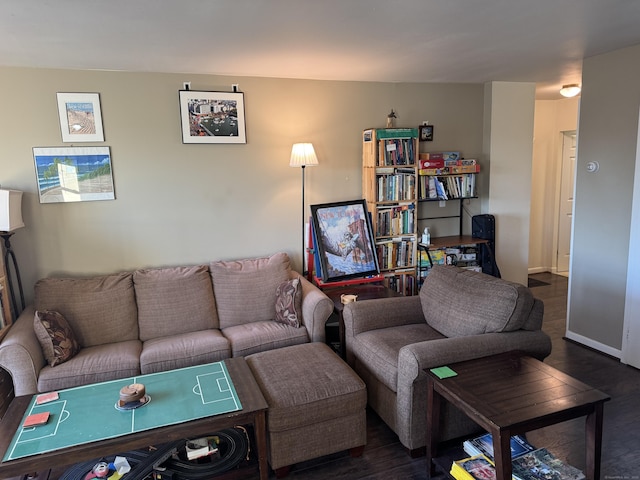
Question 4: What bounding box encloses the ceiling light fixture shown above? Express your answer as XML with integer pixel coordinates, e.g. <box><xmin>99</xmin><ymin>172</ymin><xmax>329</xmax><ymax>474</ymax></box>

<box><xmin>560</xmin><ymin>84</ymin><xmax>581</xmax><ymax>98</ymax></box>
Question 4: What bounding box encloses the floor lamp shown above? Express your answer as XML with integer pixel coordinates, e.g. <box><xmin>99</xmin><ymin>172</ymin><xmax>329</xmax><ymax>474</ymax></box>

<box><xmin>0</xmin><ymin>189</ymin><xmax>25</xmax><ymax>316</ymax></box>
<box><xmin>290</xmin><ymin>143</ymin><xmax>318</xmax><ymax>275</ymax></box>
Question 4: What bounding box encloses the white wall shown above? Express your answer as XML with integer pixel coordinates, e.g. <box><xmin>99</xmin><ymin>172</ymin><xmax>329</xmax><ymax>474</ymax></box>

<box><xmin>484</xmin><ymin>82</ymin><xmax>536</xmax><ymax>286</ymax></box>
<box><xmin>0</xmin><ymin>67</ymin><xmax>486</xmax><ymax>306</ymax></box>
<box><xmin>529</xmin><ymin>98</ymin><xmax>579</xmax><ymax>273</ymax></box>
<box><xmin>567</xmin><ymin>44</ymin><xmax>640</xmax><ymax>354</ymax></box>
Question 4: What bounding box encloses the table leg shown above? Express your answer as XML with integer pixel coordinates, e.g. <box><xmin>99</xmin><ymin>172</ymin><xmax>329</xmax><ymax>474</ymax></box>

<box><xmin>585</xmin><ymin>401</ymin><xmax>605</xmax><ymax>480</ymax></box>
<box><xmin>426</xmin><ymin>378</ymin><xmax>441</xmax><ymax>479</ymax></box>
<box><xmin>492</xmin><ymin>429</ymin><xmax>513</xmax><ymax>480</ymax></box>
<box><xmin>254</xmin><ymin>410</ymin><xmax>269</xmax><ymax>480</ymax></box>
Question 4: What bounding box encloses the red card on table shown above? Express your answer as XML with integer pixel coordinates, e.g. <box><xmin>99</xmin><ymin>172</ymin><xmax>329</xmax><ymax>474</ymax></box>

<box><xmin>23</xmin><ymin>412</ymin><xmax>50</xmax><ymax>427</ymax></box>
<box><xmin>36</xmin><ymin>392</ymin><xmax>59</xmax><ymax>405</ymax></box>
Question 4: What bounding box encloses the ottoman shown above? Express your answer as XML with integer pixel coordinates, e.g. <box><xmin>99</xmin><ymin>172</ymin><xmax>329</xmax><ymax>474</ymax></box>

<box><xmin>246</xmin><ymin>342</ymin><xmax>367</xmax><ymax>478</ymax></box>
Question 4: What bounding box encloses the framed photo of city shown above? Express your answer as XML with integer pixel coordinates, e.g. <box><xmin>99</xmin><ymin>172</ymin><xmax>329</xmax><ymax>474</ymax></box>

<box><xmin>310</xmin><ymin>199</ymin><xmax>380</xmax><ymax>283</ymax></box>
<box><xmin>56</xmin><ymin>93</ymin><xmax>104</xmax><ymax>142</ymax></box>
<box><xmin>179</xmin><ymin>90</ymin><xmax>246</xmax><ymax>144</ymax></box>
<box><xmin>33</xmin><ymin>146</ymin><xmax>115</xmax><ymax>204</ymax></box>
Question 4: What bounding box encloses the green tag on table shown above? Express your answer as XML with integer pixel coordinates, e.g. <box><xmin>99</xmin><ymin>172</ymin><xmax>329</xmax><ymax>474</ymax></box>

<box><xmin>430</xmin><ymin>366</ymin><xmax>458</xmax><ymax>379</ymax></box>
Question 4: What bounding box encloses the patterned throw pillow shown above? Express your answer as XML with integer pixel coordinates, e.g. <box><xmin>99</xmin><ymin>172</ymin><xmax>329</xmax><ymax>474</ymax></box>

<box><xmin>274</xmin><ymin>278</ymin><xmax>302</xmax><ymax>328</ymax></box>
<box><xmin>34</xmin><ymin>310</ymin><xmax>81</xmax><ymax>367</ymax></box>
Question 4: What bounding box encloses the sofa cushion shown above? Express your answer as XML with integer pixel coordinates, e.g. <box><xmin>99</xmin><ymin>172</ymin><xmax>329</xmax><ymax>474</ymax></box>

<box><xmin>274</xmin><ymin>278</ymin><xmax>302</xmax><ymax>328</ymax></box>
<box><xmin>37</xmin><ymin>340</ymin><xmax>142</xmax><ymax>392</ymax></box>
<box><xmin>35</xmin><ymin>273</ymin><xmax>138</xmax><ymax>347</ymax></box>
<box><xmin>210</xmin><ymin>252</ymin><xmax>291</xmax><ymax>329</ymax></box>
<box><xmin>420</xmin><ymin>266</ymin><xmax>534</xmax><ymax>337</ymax></box>
<box><xmin>134</xmin><ymin>265</ymin><xmax>219</xmax><ymax>342</ymax></box>
<box><xmin>140</xmin><ymin>330</ymin><xmax>230</xmax><ymax>374</ymax></box>
<box><xmin>33</xmin><ymin>310</ymin><xmax>81</xmax><ymax>367</ymax></box>
<box><xmin>222</xmin><ymin>320</ymin><xmax>309</xmax><ymax>357</ymax></box>
<box><xmin>352</xmin><ymin>323</ymin><xmax>445</xmax><ymax>392</ymax></box>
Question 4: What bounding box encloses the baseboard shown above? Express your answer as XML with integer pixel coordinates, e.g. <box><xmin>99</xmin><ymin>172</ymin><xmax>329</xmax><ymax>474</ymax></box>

<box><xmin>564</xmin><ymin>330</ymin><xmax>622</xmax><ymax>359</ymax></box>
<box><xmin>527</xmin><ymin>267</ymin><xmax>549</xmax><ymax>274</ymax></box>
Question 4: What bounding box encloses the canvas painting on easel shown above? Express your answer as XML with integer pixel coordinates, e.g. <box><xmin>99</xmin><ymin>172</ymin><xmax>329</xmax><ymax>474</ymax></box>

<box><xmin>310</xmin><ymin>199</ymin><xmax>379</xmax><ymax>282</ymax></box>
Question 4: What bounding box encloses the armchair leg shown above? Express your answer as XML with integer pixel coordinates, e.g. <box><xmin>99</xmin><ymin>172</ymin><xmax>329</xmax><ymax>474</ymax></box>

<box><xmin>409</xmin><ymin>446</ymin><xmax>426</xmax><ymax>458</ymax></box>
<box><xmin>350</xmin><ymin>445</ymin><xmax>365</xmax><ymax>457</ymax></box>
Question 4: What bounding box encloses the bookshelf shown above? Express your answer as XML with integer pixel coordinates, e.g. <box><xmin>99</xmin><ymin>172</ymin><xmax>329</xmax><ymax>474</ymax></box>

<box><xmin>416</xmin><ymin>157</ymin><xmax>489</xmax><ymax>285</ymax></box>
<box><xmin>362</xmin><ymin>128</ymin><xmax>419</xmax><ymax>295</ymax></box>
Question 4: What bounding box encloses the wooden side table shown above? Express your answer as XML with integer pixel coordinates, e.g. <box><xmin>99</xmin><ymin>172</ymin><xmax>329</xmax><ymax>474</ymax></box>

<box><xmin>425</xmin><ymin>351</ymin><xmax>610</xmax><ymax>480</ymax></box>
<box><xmin>321</xmin><ymin>284</ymin><xmax>401</xmax><ymax>358</ymax></box>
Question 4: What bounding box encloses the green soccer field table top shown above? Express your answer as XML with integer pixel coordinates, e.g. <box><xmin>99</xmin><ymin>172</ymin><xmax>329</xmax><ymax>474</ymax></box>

<box><xmin>3</xmin><ymin>361</ymin><xmax>242</xmax><ymax>462</ymax></box>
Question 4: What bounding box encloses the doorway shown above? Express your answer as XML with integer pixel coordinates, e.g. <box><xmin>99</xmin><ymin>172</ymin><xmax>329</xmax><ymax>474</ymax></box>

<box><xmin>556</xmin><ymin>131</ymin><xmax>576</xmax><ymax>276</ymax></box>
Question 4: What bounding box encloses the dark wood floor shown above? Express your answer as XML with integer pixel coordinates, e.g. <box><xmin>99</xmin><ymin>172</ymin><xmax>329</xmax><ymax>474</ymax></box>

<box><xmin>6</xmin><ymin>273</ymin><xmax>639</xmax><ymax>479</ymax></box>
<box><xmin>283</xmin><ymin>272</ymin><xmax>640</xmax><ymax>480</ymax></box>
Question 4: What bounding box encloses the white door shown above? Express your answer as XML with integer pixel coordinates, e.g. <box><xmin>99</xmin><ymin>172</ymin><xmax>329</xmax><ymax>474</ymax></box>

<box><xmin>556</xmin><ymin>132</ymin><xmax>576</xmax><ymax>274</ymax></box>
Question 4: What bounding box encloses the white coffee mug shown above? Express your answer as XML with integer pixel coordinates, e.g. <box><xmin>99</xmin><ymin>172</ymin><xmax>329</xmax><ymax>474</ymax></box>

<box><xmin>341</xmin><ymin>294</ymin><xmax>358</xmax><ymax>304</ymax></box>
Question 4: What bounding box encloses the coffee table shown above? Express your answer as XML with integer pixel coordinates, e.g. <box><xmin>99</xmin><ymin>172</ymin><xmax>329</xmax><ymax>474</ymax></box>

<box><xmin>425</xmin><ymin>351</ymin><xmax>610</xmax><ymax>480</ymax></box>
<box><xmin>0</xmin><ymin>357</ymin><xmax>269</xmax><ymax>480</ymax></box>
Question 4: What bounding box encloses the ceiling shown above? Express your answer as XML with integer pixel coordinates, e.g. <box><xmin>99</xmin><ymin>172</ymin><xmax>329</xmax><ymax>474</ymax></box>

<box><xmin>2</xmin><ymin>0</ymin><xmax>640</xmax><ymax>100</ymax></box>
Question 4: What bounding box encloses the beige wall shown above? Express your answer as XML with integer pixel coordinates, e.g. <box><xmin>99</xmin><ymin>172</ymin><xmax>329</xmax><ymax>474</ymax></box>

<box><xmin>567</xmin><ymin>44</ymin><xmax>640</xmax><ymax>354</ymax></box>
<box><xmin>484</xmin><ymin>82</ymin><xmax>536</xmax><ymax>286</ymax></box>
<box><xmin>0</xmin><ymin>67</ymin><xmax>485</xmax><ymax>305</ymax></box>
<box><xmin>530</xmin><ymin>97</ymin><xmax>579</xmax><ymax>273</ymax></box>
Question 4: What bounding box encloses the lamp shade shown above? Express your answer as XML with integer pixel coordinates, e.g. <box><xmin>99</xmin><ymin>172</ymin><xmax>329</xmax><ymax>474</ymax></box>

<box><xmin>560</xmin><ymin>84</ymin><xmax>581</xmax><ymax>98</ymax></box>
<box><xmin>289</xmin><ymin>143</ymin><xmax>319</xmax><ymax>168</ymax></box>
<box><xmin>0</xmin><ymin>189</ymin><xmax>24</xmax><ymax>232</ymax></box>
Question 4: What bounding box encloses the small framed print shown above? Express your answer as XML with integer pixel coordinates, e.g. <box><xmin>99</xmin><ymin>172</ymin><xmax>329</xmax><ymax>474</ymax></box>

<box><xmin>33</xmin><ymin>146</ymin><xmax>115</xmax><ymax>203</ymax></box>
<box><xmin>419</xmin><ymin>124</ymin><xmax>434</xmax><ymax>142</ymax></box>
<box><xmin>179</xmin><ymin>90</ymin><xmax>247</xmax><ymax>144</ymax></box>
<box><xmin>56</xmin><ymin>93</ymin><xmax>104</xmax><ymax>142</ymax></box>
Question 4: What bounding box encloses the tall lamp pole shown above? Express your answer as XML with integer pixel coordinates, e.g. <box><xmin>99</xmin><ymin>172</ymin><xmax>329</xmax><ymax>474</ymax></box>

<box><xmin>289</xmin><ymin>143</ymin><xmax>318</xmax><ymax>275</ymax></box>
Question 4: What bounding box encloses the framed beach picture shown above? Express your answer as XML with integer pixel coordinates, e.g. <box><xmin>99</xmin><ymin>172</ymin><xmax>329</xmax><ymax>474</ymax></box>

<box><xmin>56</xmin><ymin>93</ymin><xmax>104</xmax><ymax>142</ymax></box>
<box><xmin>179</xmin><ymin>90</ymin><xmax>247</xmax><ymax>144</ymax></box>
<box><xmin>310</xmin><ymin>199</ymin><xmax>380</xmax><ymax>283</ymax></box>
<box><xmin>32</xmin><ymin>146</ymin><xmax>115</xmax><ymax>204</ymax></box>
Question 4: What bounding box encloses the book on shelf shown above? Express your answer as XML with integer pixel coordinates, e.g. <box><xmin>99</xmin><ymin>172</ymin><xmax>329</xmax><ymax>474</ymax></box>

<box><xmin>459</xmin><ymin>433</ymin><xmax>585</xmax><ymax>480</ymax></box>
<box><xmin>450</xmin><ymin>454</ymin><xmax>498</xmax><ymax>480</ymax></box>
<box><xmin>463</xmin><ymin>433</ymin><xmax>536</xmax><ymax>462</ymax></box>
<box><xmin>511</xmin><ymin>448</ymin><xmax>585</xmax><ymax>480</ymax></box>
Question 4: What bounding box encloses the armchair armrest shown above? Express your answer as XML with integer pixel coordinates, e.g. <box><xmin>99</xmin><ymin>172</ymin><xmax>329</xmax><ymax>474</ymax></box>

<box><xmin>289</xmin><ymin>272</ymin><xmax>333</xmax><ymax>343</ymax></box>
<box><xmin>343</xmin><ymin>295</ymin><xmax>424</xmax><ymax>365</ymax></box>
<box><xmin>343</xmin><ymin>295</ymin><xmax>424</xmax><ymax>337</ymax></box>
<box><xmin>0</xmin><ymin>306</ymin><xmax>45</xmax><ymax>396</ymax></box>
<box><xmin>394</xmin><ymin>330</ymin><xmax>552</xmax><ymax>449</ymax></box>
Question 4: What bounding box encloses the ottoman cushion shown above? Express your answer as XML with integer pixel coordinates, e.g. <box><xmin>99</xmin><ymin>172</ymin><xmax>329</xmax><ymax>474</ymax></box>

<box><xmin>246</xmin><ymin>342</ymin><xmax>366</xmax><ymax>432</ymax></box>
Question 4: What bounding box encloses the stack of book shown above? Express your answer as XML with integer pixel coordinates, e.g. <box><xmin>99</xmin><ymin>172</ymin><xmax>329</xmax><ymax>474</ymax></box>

<box><xmin>450</xmin><ymin>432</ymin><xmax>585</xmax><ymax>480</ymax></box>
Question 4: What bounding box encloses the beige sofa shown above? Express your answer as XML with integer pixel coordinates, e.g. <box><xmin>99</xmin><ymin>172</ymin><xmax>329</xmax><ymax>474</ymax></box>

<box><xmin>0</xmin><ymin>252</ymin><xmax>334</xmax><ymax>396</ymax></box>
<box><xmin>343</xmin><ymin>265</ymin><xmax>552</xmax><ymax>453</ymax></box>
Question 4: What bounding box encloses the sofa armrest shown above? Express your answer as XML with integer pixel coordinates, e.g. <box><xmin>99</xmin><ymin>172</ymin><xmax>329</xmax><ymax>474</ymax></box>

<box><xmin>0</xmin><ymin>306</ymin><xmax>45</xmax><ymax>396</ymax></box>
<box><xmin>290</xmin><ymin>272</ymin><xmax>333</xmax><ymax>343</ymax></box>
<box><xmin>394</xmin><ymin>330</ymin><xmax>552</xmax><ymax>448</ymax></box>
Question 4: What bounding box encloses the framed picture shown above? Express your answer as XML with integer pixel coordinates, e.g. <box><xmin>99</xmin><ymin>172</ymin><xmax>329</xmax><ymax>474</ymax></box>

<box><xmin>179</xmin><ymin>90</ymin><xmax>246</xmax><ymax>144</ymax></box>
<box><xmin>56</xmin><ymin>93</ymin><xmax>104</xmax><ymax>142</ymax></box>
<box><xmin>310</xmin><ymin>199</ymin><xmax>380</xmax><ymax>282</ymax></box>
<box><xmin>33</xmin><ymin>146</ymin><xmax>115</xmax><ymax>203</ymax></box>
<box><xmin>419</xmin><ymin>124</ymin><xmax>434</xmax><ymax>141</ymax></box>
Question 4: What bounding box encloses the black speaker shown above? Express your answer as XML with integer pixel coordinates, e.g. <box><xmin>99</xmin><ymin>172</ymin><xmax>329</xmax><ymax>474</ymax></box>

<box><xmin>472</xmin><ymin>214</ymin><xmax>500</xmax><ymax>278</ymax></box>
<box><xmin>472</xmin><ymin>214</ymin><xmax>495</xmax><ymax>241</ymax></box>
